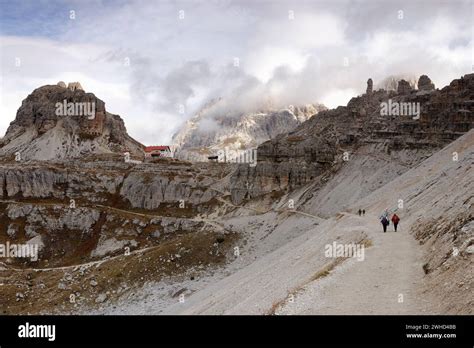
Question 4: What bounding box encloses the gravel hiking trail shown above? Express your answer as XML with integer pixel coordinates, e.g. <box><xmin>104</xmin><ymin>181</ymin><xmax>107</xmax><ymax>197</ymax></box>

<box><xmin>277</xmin><ymin>214</ymin><xmax>430</xmax><ymax>314</ymax></box>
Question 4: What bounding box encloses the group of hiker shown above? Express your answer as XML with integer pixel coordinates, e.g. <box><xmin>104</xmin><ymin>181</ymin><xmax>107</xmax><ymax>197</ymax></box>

<box><xmin>357</xmin><ymin>208</ymin><xmax>401</xmax><ymax>233</ymax></box>
<box><xmin>379</xmin><ymin>209</ymin><xmax>400</xmax><ymax>233</ymax></box>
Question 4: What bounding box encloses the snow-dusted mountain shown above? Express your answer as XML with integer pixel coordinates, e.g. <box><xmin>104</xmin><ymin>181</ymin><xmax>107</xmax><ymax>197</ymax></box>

<box><xmin>172</xmin><ymin>102</ymin><xmax>326</xmax><ymax>161</ymax></box>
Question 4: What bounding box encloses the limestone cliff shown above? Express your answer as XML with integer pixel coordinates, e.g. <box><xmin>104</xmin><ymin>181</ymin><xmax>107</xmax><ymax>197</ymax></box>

<box><xmin>0</xmin><ymin>82</ymin><xmax>144</xmax><ymax>161</ymax></box>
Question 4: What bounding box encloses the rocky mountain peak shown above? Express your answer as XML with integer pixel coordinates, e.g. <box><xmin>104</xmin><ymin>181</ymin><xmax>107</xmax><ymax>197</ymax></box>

<box><xmin>172</xmin><ymin>102</ymin><xmax>326</xmax><ymax>161</ymax></box>
<box><xmin>418</xmin><ymin>75</ymin><xmax>435</xmax><ymax>91</ymax></box>
<box><xmin>0</xmin><ymin>83</ymin><xmax>144</xmax><ymax>161</ymax></box>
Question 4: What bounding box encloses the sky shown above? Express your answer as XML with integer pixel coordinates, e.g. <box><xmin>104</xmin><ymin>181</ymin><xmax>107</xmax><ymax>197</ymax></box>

<box><xmin>0</xmin><ymin>0</ymin><xmax>473</xmax><ymax>145</ymax></box>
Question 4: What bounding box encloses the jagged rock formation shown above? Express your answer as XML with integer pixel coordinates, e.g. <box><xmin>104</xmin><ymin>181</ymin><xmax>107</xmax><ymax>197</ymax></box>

<box><xmin>397</xmin><ymin>79</ymin><xmax>413</xmax><ymax>94</ymax></box>
<box><xmin>0</xmin><ymin>83</ymin><xmax>144</xmax><ymax>161</ymax></box>
<box><xmin>366</xmin><ymin>78</ymin><xmax>373</xmax><ymax>95</ymax></box>
<box><xmin>230</xmin><ymin>74</ymin><xmax>474</xmax><ymax>205</ymax></box>
<box><xmin>67</xmin><ymin>82</ymin><xmax>84</xmax><ymax>91</ymax></box>
<box><xmin>172</xmin><ymin>102</ymin><xmax>326</xmax><ymax>161</ymax></box>
<box><xmin>418</xmin><ymin>75</ymin><xmax>435</xmax><ymax>91</ymax></box>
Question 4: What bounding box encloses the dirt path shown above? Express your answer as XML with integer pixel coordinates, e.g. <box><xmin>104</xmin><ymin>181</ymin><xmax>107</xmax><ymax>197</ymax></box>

<box><xmin>277</xmin><ymin>214</ymin><xmax>430</xmax><ymax>314</ymax></box>
<box><xmin>214</xmin><ymin>194</ymin><xmax>324</xmax><ymax>221</ymax></box>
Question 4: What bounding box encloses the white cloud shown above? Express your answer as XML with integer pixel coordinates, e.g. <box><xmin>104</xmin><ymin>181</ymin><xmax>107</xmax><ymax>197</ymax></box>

<box><xmin>0</xmin><ymin>0</ymin><xmax>472</xmax><ymax>144</ymax></box>
<box><xmin>320</xmin><ymin>89</ymin><xmax>357</xmax><ymax>109</ymax></box>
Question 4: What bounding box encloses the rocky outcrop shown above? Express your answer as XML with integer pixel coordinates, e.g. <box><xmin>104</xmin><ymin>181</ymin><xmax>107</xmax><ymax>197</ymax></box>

<box><xmin>397</xmin><ymin>79</ymin><xmax>413</xmax><ymax>94</ymax></box>
<box><xmin>172</xmin><ymin>102</ymin><xmax>326</xmax><ymax>161</ymax></box>
<box><xmin>6</xmin><ymin>204</ymin><xmax>101</xmax><ymax>236</ymax></box>
<box><xmin>366</xmin><ymin>78</ymin><xmax>373</xmax><ymax>95</ymax></box>
<box><xmin>0</xmin><ymin>159</ymin><xmax>222</xmax><ymax>209</ymax></box>
<box><xmin>0</xmin><ymin>83</ymin><xmax>144</xmax><ymax>161</ymax></box>
<box><xmin>119</xmin><ymin>171</ymin><xmax>217</xmax><ymax>209</ymax></box>
<box><xmin>418</xmin><ymin>75</ymin><xmax>435</xmax><ymax>91</ymax></box>
<box><xmin>67</xmin><ymin>82</ymin><xmax>83</xmax><ymax>91</ymax></box>
<box><xmin>230</xmin><ymin>74</ymin><xmax>474</xmax><ymax>204</ymax></box>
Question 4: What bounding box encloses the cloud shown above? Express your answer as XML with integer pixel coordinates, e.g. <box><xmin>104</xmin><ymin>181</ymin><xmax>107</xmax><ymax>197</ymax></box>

<box><xmin>0</xmin><ymin>0</ymin><xmax>472</xmax><ymax>145</ymax></box>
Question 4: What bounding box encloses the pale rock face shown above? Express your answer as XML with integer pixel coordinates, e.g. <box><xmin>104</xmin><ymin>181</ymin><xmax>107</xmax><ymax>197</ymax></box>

<box><xmin>7</xmin><ymin>204</ymin><xmax>34</xmax><ymax>219</ymax></box>
<box><xmin>26</xmin><ymin>235</ymin><xmax>45</xmax><ymax>252</ymax></box>
<box><xmin>0</xmin><ymin>161</ymin><xmax>222</xmax><ymax>211</ymax></box>
<box><xmin>67</xmin><ymin>82</ymin><xmax>83</xmax><ymax>91</ymax></box>
<box><xmin>119</xmin><ymin>171</ymin><xmax>217</xmax><ymax>209</ymax></box>
<box><xmin>91</xmin><ymin>237</ymin><xmax>136</xmax><ymax>258</ymax></box>
<box><xmin>6</xmin><ymin>204</ymin><xmax>101</xmax><ymax>236</ymax></box>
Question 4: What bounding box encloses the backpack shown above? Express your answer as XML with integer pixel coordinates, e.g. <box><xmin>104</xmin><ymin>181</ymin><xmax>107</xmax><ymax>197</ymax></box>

<box><xmin>381</xmin><ymin>217</ymin><xmax>389</xmax><ymax>225</ymax></box>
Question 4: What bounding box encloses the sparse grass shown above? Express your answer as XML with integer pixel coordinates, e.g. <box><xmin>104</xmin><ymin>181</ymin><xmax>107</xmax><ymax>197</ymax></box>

<box><xmin>286</xmin><ymin>135</ymin><xmax>305</xmax><ymax>142</ymax></box>
<box><xmin>362</xmin><ymin>239</ymin><xmax>373</xmax><ymax>248</ymax></box>
<box><xmin>267</xmin><ymin>237</ymin><xmax>373</xmax><ymax>315</ymax></box>
<box><xmin>309</xmin><ymin>259</ymin><xmax>342</xmax><ymax>282</ymax></box>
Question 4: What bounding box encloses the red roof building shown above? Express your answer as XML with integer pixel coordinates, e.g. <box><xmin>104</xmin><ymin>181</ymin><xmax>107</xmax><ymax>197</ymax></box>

<box><xmin>144</xmin><ymin>146</ymin><xmax>172</xmax><ymax>158</ymax></box>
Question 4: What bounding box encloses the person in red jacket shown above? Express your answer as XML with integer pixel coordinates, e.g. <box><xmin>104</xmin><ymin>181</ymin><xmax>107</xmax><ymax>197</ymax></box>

<box><xmin>391</xmin><ymin>213</ymin><xmax>400</xmax><ymax>232</ymax></box>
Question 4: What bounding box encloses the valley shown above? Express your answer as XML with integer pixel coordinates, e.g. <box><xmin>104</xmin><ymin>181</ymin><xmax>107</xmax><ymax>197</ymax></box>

<box><xmin>0</xmin><ymin>74</ymin><xmax>472</xmax><ymax>315</ymax></box>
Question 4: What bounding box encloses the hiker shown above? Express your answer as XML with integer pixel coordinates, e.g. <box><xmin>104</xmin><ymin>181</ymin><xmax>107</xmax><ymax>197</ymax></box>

<box><xmin>358</xmin><ymin>209</ymin><xmax>362</xmax><ymax>216</ymax></box>
<box><xmin>362</xmin><ymin>209</ymin><xmax>365</xmax><ymax>216</ymax></box>
<box><xmin>391</xmin><ymin>213</ymin><xmax>400</xmax><ymax>232</ymax></box>
<box><xmin>381</xmin><ymin>216</ymin><xmax>389</xmax><ymax>233</ymax></box>
<box><xmin>380</xmin><ymin>209</ymin><xmax>390</xmax><ymax>233</ymax></box>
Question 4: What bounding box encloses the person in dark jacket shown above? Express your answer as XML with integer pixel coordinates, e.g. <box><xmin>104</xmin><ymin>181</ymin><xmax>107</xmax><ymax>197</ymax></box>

<box><xmin>362</xmin><ymin>209</ymin><xmax>365</xmax><ymax>216</ymax></box>
<box><xmin>358</xmin><ymin>209</ymin><xmax>362</xmax><ymax>216</ymax></box>
<box><xmin>380</xmin><ymin>209</ymin><xmax>390</xmax><ymax>233</ymax></box>
<box><xmin>381</xmin><ymin>216</ymin><xmax>389</xmax><ymax>232</ymax></box>
<box><xmin>391</xmin><ymin>213</ymin><xmax>400</xmax><ymax>232</ymax></box>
